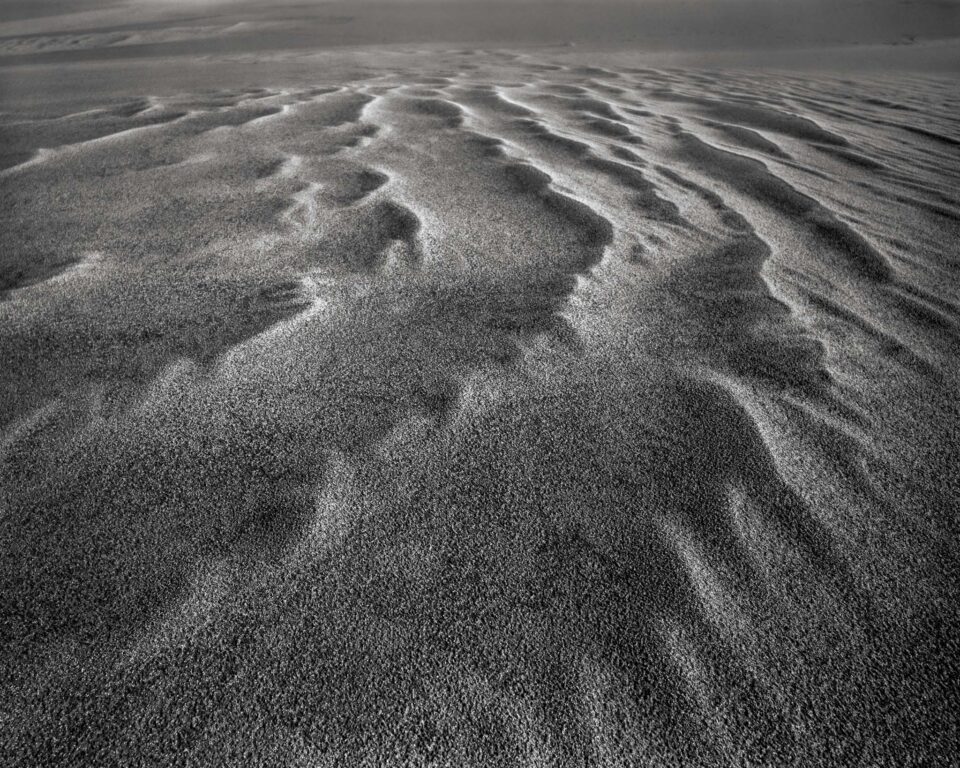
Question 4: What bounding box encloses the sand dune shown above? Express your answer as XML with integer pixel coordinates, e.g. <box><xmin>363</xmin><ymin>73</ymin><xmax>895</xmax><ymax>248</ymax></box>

<box><xmin>1</xmin><ymin>46</ymin><xmax>958</xmax><ymax>766</ymax></box>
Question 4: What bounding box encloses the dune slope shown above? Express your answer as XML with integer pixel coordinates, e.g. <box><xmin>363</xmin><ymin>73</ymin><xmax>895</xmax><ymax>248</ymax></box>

<box><xmin>1</xmin><ymin>49</ymin><xmax>958</xmax><ymax>766</ymax></box>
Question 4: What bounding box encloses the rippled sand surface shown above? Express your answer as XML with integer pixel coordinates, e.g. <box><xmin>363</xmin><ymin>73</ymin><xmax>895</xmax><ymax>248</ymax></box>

<box><xmin>2</xmin><ymin>48</ymin><xmax>959</xmax><ymax>766</ymax></box>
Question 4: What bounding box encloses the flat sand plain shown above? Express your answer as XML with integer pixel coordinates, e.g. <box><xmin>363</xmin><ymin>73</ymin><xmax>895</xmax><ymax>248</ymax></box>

<box><xmin>1</xmin><ymin>45</ymin><xmax>959</xmax><ymax>766</ymax></box>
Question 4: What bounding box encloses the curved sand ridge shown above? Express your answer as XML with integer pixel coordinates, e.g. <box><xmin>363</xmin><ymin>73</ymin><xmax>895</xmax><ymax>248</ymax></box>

<box><xmin>1</xmin><ymin>52</ymin><xmax>958</xmax><ymax>766</ymax></box>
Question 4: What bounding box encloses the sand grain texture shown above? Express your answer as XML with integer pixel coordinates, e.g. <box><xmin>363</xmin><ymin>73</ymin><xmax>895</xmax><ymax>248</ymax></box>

<box><xmin>1</xmin><ymin>47</ymin><xmax>958</xmax><ymax>767</ymax></box>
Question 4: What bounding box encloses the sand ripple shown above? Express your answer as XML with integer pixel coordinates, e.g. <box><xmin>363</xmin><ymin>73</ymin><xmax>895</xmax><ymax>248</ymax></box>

<box><xmin>1</xmin><ymin>50</ymin><xmax>958</xmax><ymax>766</ymax></box>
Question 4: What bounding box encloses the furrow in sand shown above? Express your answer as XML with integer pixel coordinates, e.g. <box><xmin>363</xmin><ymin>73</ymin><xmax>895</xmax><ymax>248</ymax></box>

<box><xmin>0</xmin><ymin>110</ymin><xmax>191</xmax><ymax>175</ymax></box>
<box><xmin>460</xmin><ymin>105</ymin><xmax>684</xmax><ymax>237</ymax></box>
<box><xmin>670</xmin><ymin>129</ymin><xmax>893</xmax><ymax>283</ymax></box>
<box><xmin>358</xmin><ymin>92</ymin><xmax>616</xmax><ymax>304</ymax></box>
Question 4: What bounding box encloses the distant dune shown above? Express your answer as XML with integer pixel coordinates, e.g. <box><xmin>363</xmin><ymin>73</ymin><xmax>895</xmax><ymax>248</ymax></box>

<box><xmin>1</xmin><ymin>34</ymin><xmax>958</xmax><ymax>768</ymax></box>
<box><xmin>2</xmin><ymin>0</ymin><xmax>960</xmax><ymax>64</ymax></box>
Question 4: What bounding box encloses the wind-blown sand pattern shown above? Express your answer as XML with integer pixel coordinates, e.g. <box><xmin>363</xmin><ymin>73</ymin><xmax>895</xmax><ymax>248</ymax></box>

<box><xmin>1</xmin><ymin>46</ymin><xmax>959</xmax><ymax>767</ymax></box>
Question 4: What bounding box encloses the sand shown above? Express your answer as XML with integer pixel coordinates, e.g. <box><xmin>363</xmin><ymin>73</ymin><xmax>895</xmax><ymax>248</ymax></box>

<box><xmin>1</xmin><ymin>36</ymin><xmax>959</xmax><ymax>768</ymax></box>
